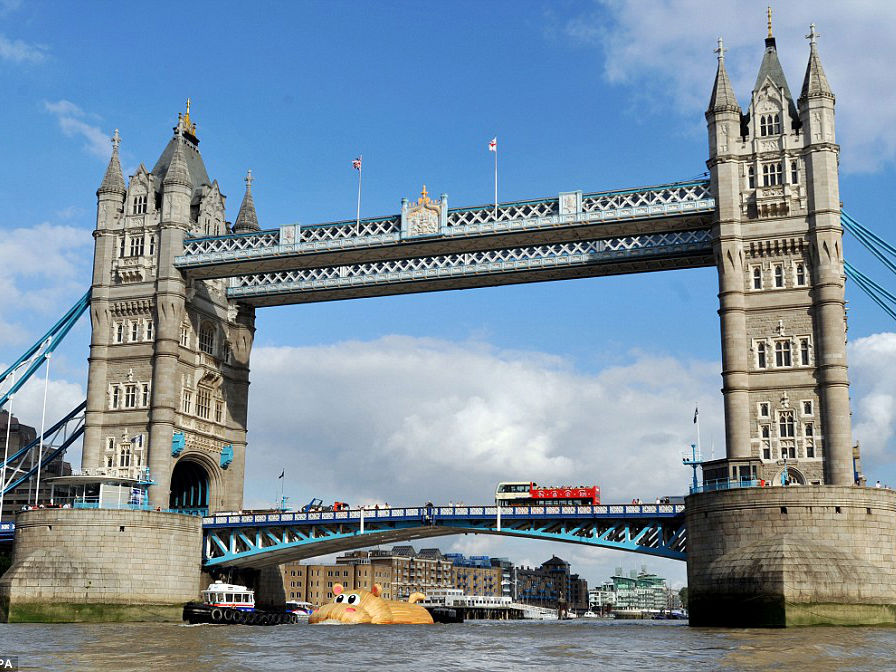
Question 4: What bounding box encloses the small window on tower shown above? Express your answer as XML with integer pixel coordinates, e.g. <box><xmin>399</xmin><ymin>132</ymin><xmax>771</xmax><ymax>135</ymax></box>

<box><xmin>795</xmin><ymin>262</ymin><xmax>807</xmax><ymax>286</ymax></box>
<box><xmin>145</xmin><ymin>319</ymin><xmax>153</xmax><ymax>341</ymax></box>
<box><xmin>775</xmin><ymin>340</ymin><xmax>792</xmax><ymax>367</ymax></box>
<box><xmin>130</xmin><ymin>321</ymin><xmax>139</xmax><ymax>342</ymax></box>
<box><xmin>130</xmin><ymin>236</ymin><xmax>145</xmax><ymax>257</ymax></box>
<box><xmin>772</xmin><ymin>113</ymin><xmax>781</xmax><ymax>134</ymax></box>
<box><xmin>752</xmin><ymin>266</ymin><xmax>762</xmax><ymax>290</ymax></box>
<box><xmin>774</xmin><ymin>264</ymin><xmax>784</xmax><ymax>288</ymax></box>
<box><xmin>748</xmin><ymin>166</ymin><xmax>756</xmax><ymax>189</ymax></box>
<box><xmin>199</xmin><ymin>324</ymin><xmax>215</xmax><ymax>356</ymax></box>
<box><xmin>115</xmin><ymin>322</ymin><xmax>124</xmax><ymax>344</ymax></box>
<box><xmin>119</xmin><ymin>236</ymin><xmax>126</xmax><ymax>258</ymax></box>
<box><xmin>133</xmin><ymin>195</ymin><xmax>147</xmax><ymax>215</ymax></box>
<box><xmin>800</xmin><ymin>338</ymin><xmax>811</xmax><ymax>366</ymax></box>
<box><xmin>148</xmin><ymin>236</ymin><xmax>155</xmax><ymax>256</ymax></box>
<box><xmin>759</xmin><ymin>402</ymin><xmax>770</xmax><ymax>418</ymax></box>
<box><xmin>756</xmin><ymin>341</ymin><xmax>767</xmax><ymax>369</ymax></box>
<box><xmin>791</xmin><ymin>160</ymin><xmax>799</xmax><ymax>184</ymax></box>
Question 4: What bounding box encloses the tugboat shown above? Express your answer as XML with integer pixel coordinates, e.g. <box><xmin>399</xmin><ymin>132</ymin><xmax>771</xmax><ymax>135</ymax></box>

<box><xmin>183</xmin><ymin>580</ymin><xmax>304</xmax><ymax>625</ymax></box>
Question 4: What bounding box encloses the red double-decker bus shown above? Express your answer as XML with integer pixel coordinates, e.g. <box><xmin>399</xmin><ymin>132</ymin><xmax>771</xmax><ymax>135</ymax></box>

<box><xmin>495</xmin><ymin>481</ymin><xmax>600</xmax><ymax>506</ymax></box>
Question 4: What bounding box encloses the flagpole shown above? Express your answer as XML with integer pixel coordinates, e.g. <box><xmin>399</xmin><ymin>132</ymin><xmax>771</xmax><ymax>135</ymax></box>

<box><xmin>493</xmin><ymin>143</ymin><xmax>498</xmax><ymax>220</ymax></box>
<box><xmin>356</xmin><ymin>155</ymin><xmax>362</xmax><ymax>233</ymax></box>
<box><xmin>695</xmin><ymin>403</ymin><xmax>702</xmax><ymax>461</ymax></box>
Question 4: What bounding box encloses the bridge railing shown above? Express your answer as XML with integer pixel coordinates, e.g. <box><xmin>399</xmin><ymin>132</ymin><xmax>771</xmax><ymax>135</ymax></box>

<box><xmin>202</xmin><ymin>503</ymin><xmax>686</xmax><ymax>528</ymax></box>
<box><xmin>690</xmin><ymin>478</ymin><xmax>763</xmax><ymax>494</ymax></box>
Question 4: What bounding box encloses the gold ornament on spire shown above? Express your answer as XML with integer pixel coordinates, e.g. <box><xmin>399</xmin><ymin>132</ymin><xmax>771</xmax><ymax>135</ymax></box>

<box><xmin>767</xmin><ymin>6</ymin><xmax>773</xmax><ymax>38</ymax></box>
<box><xmin>178</xmin><ymin>98</ymin><xmax>197</xmax><ymax>138</ymax></box>
<box><xmin>418</xmin><ymin>184</ymin><xmax>430</xmax><ymax>205</ymax></box>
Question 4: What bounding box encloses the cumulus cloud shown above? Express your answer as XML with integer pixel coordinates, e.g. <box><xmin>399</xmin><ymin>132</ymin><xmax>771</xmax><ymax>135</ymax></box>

<box><xmin>0</xmin><ymin>33</ymin><xmax>47</xmax><ymax>64</ymax></box>
<box><xmin>0</xmin><ymin>222</ymin><xmax>93</xmax><ymax>344</ymax></box>
<box><xmin>44</xmin><ymin>100</ymin><xmax>110</xmax><ymax>160</ymax></box>
<box><xmin>560</xmin><ymin>0</ymin><xmax>896</xmax><ymax>172</ymax></box>
<box><xmin>849</xmin><ymin>332</ymin><xmax>896</xmax><ymax>464</ymax></box>
<box><xmin>244</xmin><ymin>337</ymin><xmax>722</xmax><ymax>508</ymax></box>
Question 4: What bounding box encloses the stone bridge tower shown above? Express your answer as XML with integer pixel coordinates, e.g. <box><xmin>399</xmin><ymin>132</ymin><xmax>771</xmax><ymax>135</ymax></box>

<box><xmin>83</xmin><ymin>104</ymin><xmax>257</xmax><ymax>511</ymax></box>
<box><xmin>705</xmin><ymin>22</ymin><xmax>852</xmax><ymax>487</ymax></box>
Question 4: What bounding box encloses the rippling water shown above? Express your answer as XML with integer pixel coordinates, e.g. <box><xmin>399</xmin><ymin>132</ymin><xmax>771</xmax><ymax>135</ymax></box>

<box><xmin>1</xmin><ymin>620</ymin><xmax>894</xmax><ymax>671</ymax></box>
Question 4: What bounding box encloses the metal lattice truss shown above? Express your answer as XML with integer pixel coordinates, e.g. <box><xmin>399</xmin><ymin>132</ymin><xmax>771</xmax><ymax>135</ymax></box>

<box><xmin>227</xmin><ymin>230</ymin><xmax>712</xmax><ymax>304</ymax></box>
<box><xmin>174</xmin><ymin>181</ymin><xmax>714</xmax><ymax>277</ymax></box>
<box><xmin>202</xmin><ymin>504</ymin><xmax>687</xmax><ymax>568</ymax></box>
<box><xmin>0</xmin><ymin>401</ymin><xmax>86</xmax><ymax>495</ymax></box>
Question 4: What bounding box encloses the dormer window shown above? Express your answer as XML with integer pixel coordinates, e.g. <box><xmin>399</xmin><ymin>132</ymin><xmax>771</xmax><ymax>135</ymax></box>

<box><xmin>762</xmin><ymin>162</ymin><xmax>782</xmax><ymax>186</ymax></box>
<box><xmin>133</xmin><ymin>195</ymin><xmax>147</xmax><ymax>215</ymax></box>
<box><xmin>759</xmin><ymin>113</ymin><xmax>781</xmax><ymax>136</ymax></box>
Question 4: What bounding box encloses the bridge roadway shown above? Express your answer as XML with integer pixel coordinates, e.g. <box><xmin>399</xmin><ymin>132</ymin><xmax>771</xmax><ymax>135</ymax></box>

<box><xmin>174</xmin><ymin>180</ymin><xmax>715</xmax><ymax>306</ymax></box>
<box><xmin>202</xmin><ymin>502</ymin><xmax>687</xmax><ymax>568</ymax></box>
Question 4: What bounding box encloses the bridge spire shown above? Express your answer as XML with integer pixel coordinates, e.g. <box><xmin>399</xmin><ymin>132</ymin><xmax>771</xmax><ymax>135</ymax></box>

<box><xmin>799</xmin><ymin>23</ymin><xmax>833</xmax><ymax>102</ymax></box>
<box><xmin>707</xmin><ymin>37</ymin><xmax>739</xmax><ymax>114</ymax></box>
<box><xmin>233</xmin><ymin>169</ymin><xmax>260</xmax><ymax>233</ymax></box>
<box><xmin>97</xmin><ymin>128</ymin><xmax>126</xmax><ymax>196</ymax></box>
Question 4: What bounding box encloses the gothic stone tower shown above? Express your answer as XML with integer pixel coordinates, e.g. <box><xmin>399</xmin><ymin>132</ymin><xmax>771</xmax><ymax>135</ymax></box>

<box><xmin>704</xmin><ymin>22</ymin><xmax>852</xmax><ymax>487</ymax></box>
<box><xmin>83</xmin><ymin>105</ymin><xmax>258</xmax><ymax>511</ymax></box>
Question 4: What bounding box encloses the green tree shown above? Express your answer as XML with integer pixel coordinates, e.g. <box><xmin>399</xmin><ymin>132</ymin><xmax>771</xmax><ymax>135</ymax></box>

<box><xmin>679</xmin><ymin>586</ymin><xmax>688</xmax><ymax>609</ymax></box>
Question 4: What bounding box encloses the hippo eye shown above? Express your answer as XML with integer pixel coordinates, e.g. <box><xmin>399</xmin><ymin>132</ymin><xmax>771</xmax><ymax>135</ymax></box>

<box><xmin>334</xmin><ymin>595</ymin><xmax>345</xmax><ymax>603</ymax></box>
<box><xmin>347</xmin><ymin>594</ymin><xmax>360</xmax><ymax>605</ymax></box>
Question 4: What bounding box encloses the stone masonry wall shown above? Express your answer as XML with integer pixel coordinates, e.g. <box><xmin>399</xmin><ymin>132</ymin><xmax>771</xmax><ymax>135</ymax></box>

<box><xmin>0</xmin><ymin>509</ymin><xmax>202</xmax><ymax>622</ymax></box>
<box><xmin>686</xmin><ymin>486</ymin><xmax>896</xmax><ymax>626</ymax></box>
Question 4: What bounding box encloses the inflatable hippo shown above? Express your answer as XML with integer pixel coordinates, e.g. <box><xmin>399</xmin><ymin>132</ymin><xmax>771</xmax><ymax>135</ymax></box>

<box><xmin>309</xmin><ymin>583</ymin><xmax>434</xmax><ymax>624</ymax></box>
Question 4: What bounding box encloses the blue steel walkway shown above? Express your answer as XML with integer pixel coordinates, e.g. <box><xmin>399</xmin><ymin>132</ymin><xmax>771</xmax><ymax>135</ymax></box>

<box><xmin>202</xmin><ymin>503</ymin><xmax>687</xmax><ymax>568</ymax></box>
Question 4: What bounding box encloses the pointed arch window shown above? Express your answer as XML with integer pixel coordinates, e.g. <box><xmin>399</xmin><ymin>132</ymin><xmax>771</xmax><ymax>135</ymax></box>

<box><xmin>756</xmin><ymin>341</ymin><xmax>767</xmax><ymax>369</ymax></box>
<box><xmin>748</xmin><ymin>166</ymin><xmax>756</xmax><ymax>189</ymax></box>
<box><xmin>779</xmin><ymin>410</ymin><xmax>796</xmax><ymax>438</ymax></box>
<box><xmin>791</xmin><ymin>160</ymin><xmax>799</xmax><ymax>184</ymax></box>
<box><xmin>752</xmin><ymin>266</ymin><xmax>762</xmax><ymax>290</ymax></box>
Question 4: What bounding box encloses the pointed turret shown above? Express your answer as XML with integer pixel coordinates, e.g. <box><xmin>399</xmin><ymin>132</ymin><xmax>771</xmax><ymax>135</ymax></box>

<box><xmin>707</xmin><ymin>38</ymin><xmax>740</xmax><ymax>114</ymax></box>
<box><xmin>233</xmin><ymin>170</ymin><xmax>260</xmax><ymax>233</ymax></box>
<box><xmin>799</xmin><ymin>24</ymin><xmax>834</xmax><ymax>102</ymax></box>
<box><xmin>163</xmin><ymin>134</ymin><xmax>192</xmax><ymax>189</ymax></box>
<box><xmin>97</xmin><ymin>129</ymin><xmax>126</xmax><ymax>196</ymax></box>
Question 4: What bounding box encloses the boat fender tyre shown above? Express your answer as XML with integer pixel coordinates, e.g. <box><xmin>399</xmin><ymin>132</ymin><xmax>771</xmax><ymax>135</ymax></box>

<box><xmin>275</xmin><ymin>614</ymin><xmax>284</xmax><ymax>625</ymax></box>
<box><xmin>223</xmin><ymin>609</ymin><xmax>234</xmax><ymax>622</ymax></box>
<box><xmin>235</xmin><ymin>611</ymin><xmax>246</xmax><ymax>625</ymax></box>
<box><xmin>262</xmin><ymin>614</ymin><xmax>271</xmax><ymax>625</ymax></box>
<box><xmin>291</xmin><ymin>614</ymin><xmax>299</xmax><ymax>624</ymax></box>
<box><xmin>250</xmin><ymin>613</ymin><xmax>259</xmax><ymax>625</ymax></box>
<box><xmin>211</xmin><ymin>608</ymin><xmax>223</xmax><ymax>623</ymax></box>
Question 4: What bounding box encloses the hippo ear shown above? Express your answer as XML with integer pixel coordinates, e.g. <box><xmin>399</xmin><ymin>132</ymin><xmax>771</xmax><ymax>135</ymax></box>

<box><xmin>333</xmin><ymin>583</ymin><xmax>344</xmax><ymax>596</ymax></box>
<box><xmin>371</xmin><ymin>583</ymin><xmax>382</xmax><ymax>597</ymax></box>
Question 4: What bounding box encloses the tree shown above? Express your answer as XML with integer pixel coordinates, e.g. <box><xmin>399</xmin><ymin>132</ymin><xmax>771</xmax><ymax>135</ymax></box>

<box><xmin>679</xmin><ymin>586</ymin><xmax>688</xmax><ymax>609</ymax></box>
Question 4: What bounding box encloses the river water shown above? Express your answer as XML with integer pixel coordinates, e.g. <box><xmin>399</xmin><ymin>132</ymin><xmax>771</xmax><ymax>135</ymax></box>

<box><xmin>1</xmin><ymin>619</ymin><xmax>894</xmax><ymax>671</ymax></box>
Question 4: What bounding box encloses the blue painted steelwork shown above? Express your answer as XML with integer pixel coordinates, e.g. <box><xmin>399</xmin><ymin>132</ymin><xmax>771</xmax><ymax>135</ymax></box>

<box><xmin>0</xmin><ymin>290</ymin><xmax>90</xmax><ymax>410</ymax></box>
<box><xmin>202</xmin><ymin>503</ymin><xmax>687</xmax><ymax>568</ymax></box>
<box><xmin>842</xmin><ymin>212</ymin><xmax>896</xmax><ymax>321</ymax></box>
<box><xmin>171</xmin><ymin>432</ymin><xmax>185</xmax><ymax>457</ymax></box>
<box><xmin>220</xmin><ymin>444</ymin><xmax>233</xmax><ymax>469</ymax></box>
<box><xmin>0</xmin><ymin>401</ymin><xmax>86</xmax><ymax>495</ymax></box>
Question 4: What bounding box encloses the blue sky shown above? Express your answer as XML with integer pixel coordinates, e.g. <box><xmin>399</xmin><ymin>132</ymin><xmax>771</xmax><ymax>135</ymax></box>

<box><xmin>2</xmin><ymin>0</ymin><xmax>896</xmax><ymax>586</ymax></box>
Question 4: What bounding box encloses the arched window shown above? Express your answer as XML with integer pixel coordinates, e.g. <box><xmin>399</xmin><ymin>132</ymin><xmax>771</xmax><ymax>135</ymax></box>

<box><xmin>748</xmin><ymin>166</ymin><xmax>756</xmax><ymax>189</ymax></box>
<box><xmin>772</xmin><ymin>113</ymin><xmax>781</xmax><ymax>134</ymax></box>
<box><xmin>759</xmin><ymin>115</ymin><xmax>768</xmax><ymax>137</ymax></box>
<box><xmin>199</xmin><ymin>323</ymin><xmax>215</xmax><ymax>355</ymax></box>
<box><xmin>774</xmin><ymin>264</ymin><xmax>784</xmax><ymax>288</ymax></box>
<box><xmin>790</xmin><ymin>160</ymin><xmax>799</xmax><ymax>184</ymax></box>
<box><xmin>752</xmin><ymin>266</ymin><xmax>762</xmax><ymax>289</ymax></box>
<box><xmin>763</xmin><ymin>162</ymin><xmax>782</xmax><ymax>186</ymax></box>
<box><xmin>775</xmin><ymin>340</ymin><xmax>792</xmax><ymax>367</ymax></box>
<box><xmin>132</xmin><ymin>195</ymin><xmax>147</xmax><ymax>215</ymax></box>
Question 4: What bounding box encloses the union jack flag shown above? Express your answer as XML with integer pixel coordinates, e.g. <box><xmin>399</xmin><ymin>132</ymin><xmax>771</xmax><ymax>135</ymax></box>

<box><xmin>352</xmin><ymin>156</ymin><xmax>362</xmax><ymax>170</ymax></box>
<box><xmin>488</xmin><ymin>137</ymin><xmax>497</xmax><ymax>152</ymax></box>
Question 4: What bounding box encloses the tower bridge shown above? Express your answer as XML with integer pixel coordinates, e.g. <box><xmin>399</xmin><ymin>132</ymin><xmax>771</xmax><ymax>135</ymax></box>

<box><xmin>3</xmin><ymin>22</ymin><xmax>896</xmax><ymax>627</ymax></box>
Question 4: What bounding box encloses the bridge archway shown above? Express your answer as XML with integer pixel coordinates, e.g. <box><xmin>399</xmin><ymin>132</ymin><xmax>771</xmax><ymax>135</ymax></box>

<box><xmin>169</xmin><ymin>458</ymin><xmax>212</xmax><ymax>515</ymax></box>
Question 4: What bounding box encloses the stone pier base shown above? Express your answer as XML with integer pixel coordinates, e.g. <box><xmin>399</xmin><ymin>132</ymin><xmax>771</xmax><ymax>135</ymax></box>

<box><xmin>0</xmin><ymin>509</ymin><xmax>203</xmax><ymax>623</ymax></box>
<box><xmin>686</xmin><ymin>486</ymin><xmax>896</xmax><ymax>627</ymax></box>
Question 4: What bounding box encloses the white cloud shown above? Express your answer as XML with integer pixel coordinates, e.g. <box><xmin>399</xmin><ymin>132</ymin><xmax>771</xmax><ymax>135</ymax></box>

<box><xmin>245</xmin><ymin>337</ymin><xmax>721</xmax><ymax>509</ymax></box>
<box><xmin>0</xmin><ymin>33</ymin><xmax>47</xmax><ymax>64</ymax></box>
<box><xmin>0</xmin><ymin>222</ymin><xmax>93</xmax><ymax>344</ymax></box>
<box><xmin>44</xmin><ymin>100</ymin><xmax>110</xmax><ymax>160</ymax></box>
<box><xmin>849</xmin><ymin>332</ymin><xmax>896</xmax><ymax>465</ymax></box>
<box><xmin>562</xmin><ymin>0</ymin><xmax>896</xmax><ymax>172</ymax></box>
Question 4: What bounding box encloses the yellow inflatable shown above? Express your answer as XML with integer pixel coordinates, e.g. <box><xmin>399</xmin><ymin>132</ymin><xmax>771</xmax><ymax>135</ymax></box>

<box><xmin>309</xmin><ymin>583</ymin><xmax>434</xmax><ymax>624</ymax></box>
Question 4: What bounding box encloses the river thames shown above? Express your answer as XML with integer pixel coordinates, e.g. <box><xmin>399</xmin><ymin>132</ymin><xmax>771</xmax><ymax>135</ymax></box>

<box><xmin>1</xmin><ymin>619</ymin><xmax>894</xmax><ymax>671</ymax></box>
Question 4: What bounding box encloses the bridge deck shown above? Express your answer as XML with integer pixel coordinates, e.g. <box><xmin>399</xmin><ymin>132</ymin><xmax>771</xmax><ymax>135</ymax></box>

<box><xmin>174</xmin><ymin>180</ymin><xmax>715</xmax><ymax>306</ymax></box>
<box><xmin>202</xmin><ymin>503</ymin><xmax>687</xmax><ymax>568</ymax></box>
